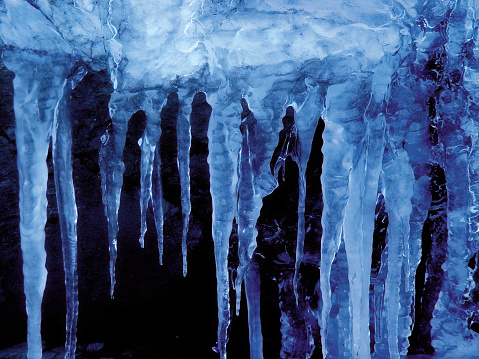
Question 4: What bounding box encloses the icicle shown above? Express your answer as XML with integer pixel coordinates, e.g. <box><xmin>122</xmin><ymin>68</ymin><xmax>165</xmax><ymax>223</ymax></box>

<box><xmin>52</xmin><ymin>65</ymin><xmax>86</xmax><ymax>359</ymax></box>
<box><xmin>235</xmin><ymin>98</ymin><xmax>262</xmax><ymax>315</ymax></box>
<box><xmin>139</xmin><ymin>133</ymin><xmax>153</xmax><ymax>248</ymax></box>
<box><xmin>382</xmin><ymin>149</ymin><xmax>414</xmax><ymax>359</ymax></box>
<box><xmin>152</xmin><ymin>145</ymin><xmax>164</xmax><ymax>264</ymax></box>
<box><xmin>320</xmin><ymin>78</ymin><xmax>373</xmax><ymax>359</ymax></box>
<box><xmin>291</xmin><ymin>81</ymin><xmax>323</xmax><ymax>302</ymax></box>
<box><xmin>99</xmin><ymin>91</ymin><xmax>134</xmax><ymax>297</ymax></box>
<box><xmin>336</xmin><ymin>240</ymin><xmax>352</xmax><ymax>359</ymax></box>
<box><xmin>5</xmin><ymin>51</ymin><xmax>69</xmax><ymax>359</ymax></box>
<box><xmin>177</xmin><ymin>90</ymin><xmax>192</xmax><ymax>277</ymax></box>
<box><xmin>245</xmin><ymin>260</ymin><xmax>263</xmax><ymax>359</ymax></box>
<box><xmin>139</xmin><ymin>90</ymin><xmax>165</xmax><ymax>248</ymax></box>
<box><xmin>208</xmin><ymin>90</ymin><xmax>242</xmax><ymax>359</ymax></box>
<box><xmin>343</xmin><ymin>114</ymin><xmax>385</xmax><ymax>359</ymax></box>
<box><xmin>293</xmin><ymin>170</ymin><xmax>306</xmax><ymax>302</ymax></box>
<box><xmin>373</xmin><ymin>235</ymin><xmax>388</xmax><ymax>357</ymax></box>
<box><xmin>320</xmin><ymin>120</ymin><xmax>352</xmax><ymax>359</ymax></box>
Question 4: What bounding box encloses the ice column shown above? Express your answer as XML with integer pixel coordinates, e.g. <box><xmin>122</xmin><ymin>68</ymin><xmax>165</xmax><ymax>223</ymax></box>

<box><xmin>4</xmin><ymin>51</ymin><xmax>69</xmax><ymax>359</ymax></box>
<box><xmin>139</xmin><ymin>90</ymin><xmax>165</xmax><ymax>248</ymax></box>
<box><xmin>208</xmin><ymin>89</ymin><xmax>242</xmax><ymax>359</ymax></box>
<box><xmin>177</xmin><ymin>90</ymin><xmax>192</xmax><ymax>277</ymax></box>
<box><xmin>431</xmin><ymin>1</ymin><xmax>477</xmax><ymax>350</ymax></box>
<box><xmin>52</xmin><ymin>65</ymin><xmax>87</xmax><ymax>359</ymax></box>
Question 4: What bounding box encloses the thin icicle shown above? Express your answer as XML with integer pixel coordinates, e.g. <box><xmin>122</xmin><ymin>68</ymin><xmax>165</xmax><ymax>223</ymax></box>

<box><xmin>293</xmin><ymin>170</ymin><xmax>306</xmax><ymax>303</ymax></box>
<box><xmin>139</xmin><ymin>133</ymin><xmax>154</xmax><ymax>248</ymax></box>
<box><xmin>52</xmin><ymin>67</ymin><xmax>86</xmax><ymax>359</ymax></box>
<box><xmin>99</xmin><ymin>91</ymin><xmax>132</xmax><ymax>298</ymax></box>
<box><xmin>290</xmin><ymin>82</ymin><xmax>323</xmax><ymax>303</ymax></box>
<box><xmin>152</xmin><ymin>145</ymin><xmax>164</xmax><ymax>264</ymax></box>
<box><xmin>177</xmin><ymin>91</ymin><xmax>192</xmax><ymax>277</ymax></box>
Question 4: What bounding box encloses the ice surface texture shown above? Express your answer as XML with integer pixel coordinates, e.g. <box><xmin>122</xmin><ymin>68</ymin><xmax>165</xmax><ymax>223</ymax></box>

<box><xmin>2</xmin><ymin>0</ymin><xmax>479</xmax><ymax>358</ymax></box>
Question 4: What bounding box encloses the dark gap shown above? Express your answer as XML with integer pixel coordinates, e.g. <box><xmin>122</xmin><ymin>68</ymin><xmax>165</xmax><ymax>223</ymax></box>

<box><xmin>408</xmin><ymin>164</ymin><xmax>448</xmax><ymax>355</ymax></box>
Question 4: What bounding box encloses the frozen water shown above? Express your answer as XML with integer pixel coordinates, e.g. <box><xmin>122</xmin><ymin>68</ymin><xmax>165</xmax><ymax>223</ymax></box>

<box><xmin>2</xmin><ymin>0</ymin><xmax>479</xmax><ymax>358</ymax></box>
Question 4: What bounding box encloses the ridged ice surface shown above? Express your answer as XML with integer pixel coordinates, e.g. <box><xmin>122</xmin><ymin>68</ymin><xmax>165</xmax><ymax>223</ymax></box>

<box><xmin>2</xmin><ymin>0</ymin><xmax>479</xmax><ymax>358</ymax></box>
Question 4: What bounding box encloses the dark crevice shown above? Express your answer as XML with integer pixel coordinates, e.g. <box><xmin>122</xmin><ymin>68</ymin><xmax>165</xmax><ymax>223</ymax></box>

<box><xmin>409</xmin><ymin>164</ymin><xmax>448</xmax><ymax>355</ymax></box>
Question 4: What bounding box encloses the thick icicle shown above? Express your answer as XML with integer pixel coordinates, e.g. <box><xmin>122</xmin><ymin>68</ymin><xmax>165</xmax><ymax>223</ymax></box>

<box><xmin>320</xmin><ymin>116</ymin><xmax>353</xmax><ymax>358</ymax></box>
<box><xmin>235</xmin><ymin>98</ymin><xmax>262</xmax><ymax>313</ymax></box>
<box><xmin>138</xmin><ymin>90</ymin><xmax>165</xmax><ymax>248</ymax></box>
<box><xmin>245</xmin><ymin>260</ymin><xmax>263</xmax><ymax>359</ymax></box>
<box><xmin>177</xmin><ymin>90</ymin><xmax>192</xmax><ymax>277</ymax></box>
<box><xmin>99</xmin><ymin>91</ymin><xmax>134</xmax><ymax>297</ymax></box>
<box><xmin>342</xmin><ymin>113</ymin><xmax>385</xmax><ymax>359</ymax></box>
<box><xmin>52</xmin><ymin>66</ymin><xmax>86</xmax><ymax>359</ymax></box>
<box><xmin>233</xmin><ymin>98</ymin><xmax>265</xmax><ymax>359</ymax></box>
<box><xmin>320</xmin><ymin>77</ymin><xmax>373</xmax><ymax>359</ymax></box>
<box><xmin>5</xmin><ymin>51</ymin><xmax>69</xmax><ymax>359</ymax></box>
<box><xmin>332</xmin><ymin>239</ymin><xmax>352</xmax><ymax>358</ymax></box>
<box><xmin>382</xmin><ymin>149</ymin><xmax>414</xmax><ymax>359</ymax></box>
<box><xmin>208</xmin><ymin>90</ymin><xmax>242</xmax><ymax>359</ymax></box>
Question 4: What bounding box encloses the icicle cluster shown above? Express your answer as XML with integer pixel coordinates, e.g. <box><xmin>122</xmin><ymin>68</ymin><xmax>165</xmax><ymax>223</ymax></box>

<box><xmin>3</xmin><ymin>0</ymin><xmax>479</xmax><ymax>359</ymax></box>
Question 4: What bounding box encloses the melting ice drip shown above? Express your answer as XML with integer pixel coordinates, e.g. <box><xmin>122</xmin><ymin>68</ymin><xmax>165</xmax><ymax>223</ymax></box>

<box><xmin>2</xmin><ymin>0</ymin><xmax>479</xmax><ymax>358</ymax></box>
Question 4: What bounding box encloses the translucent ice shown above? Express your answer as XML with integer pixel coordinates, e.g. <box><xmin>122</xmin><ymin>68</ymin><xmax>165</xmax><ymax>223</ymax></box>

<box><xmin>208</xmin><ymin>88</ymin><xmax>242</xmax><ymax>359</ymax></box>
<box><xmin>177</xmin><ymin>90</ymin><xmax>192</xmax><ymax>277</ymax></box>
<box><xmin>139</xmin><ymin>91</ymin><xmax>165</xmax><ymax>248</ymax></box>
<box><xmin>52</xmin><ymin>66</ymin><xmax>87</xmax><ymax>359</ymax></box>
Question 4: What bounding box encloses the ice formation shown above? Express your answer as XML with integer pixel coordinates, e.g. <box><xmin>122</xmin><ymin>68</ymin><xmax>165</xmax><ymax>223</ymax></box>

<box><xmin>2</xmin><ymin>0</ymin><xmax>479</xmax><ymax>358</ymax></box>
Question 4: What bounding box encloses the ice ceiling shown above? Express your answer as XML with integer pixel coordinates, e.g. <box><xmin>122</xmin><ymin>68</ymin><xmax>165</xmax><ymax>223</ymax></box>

<box><xmin>1</xmin><ymin>0</ymin><xmax>479</xmax><ymax>358</ymax></box>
